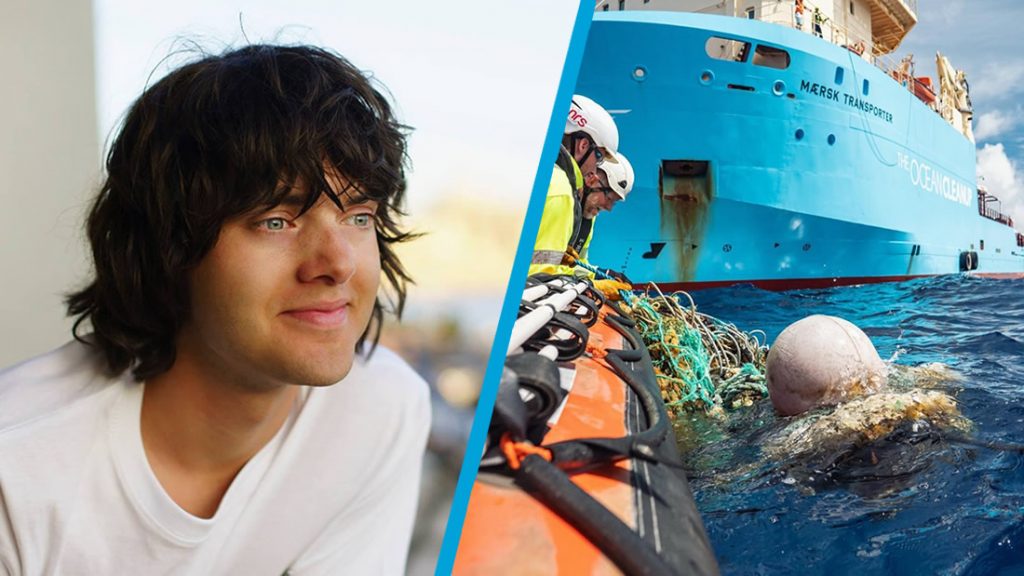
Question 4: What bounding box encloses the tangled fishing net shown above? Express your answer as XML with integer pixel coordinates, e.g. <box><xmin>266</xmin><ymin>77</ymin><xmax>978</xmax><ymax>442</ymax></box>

<box><xmin>620</xmin><ymin>283</ymin><xmax>769</xmax><ymax>413</ymax></box>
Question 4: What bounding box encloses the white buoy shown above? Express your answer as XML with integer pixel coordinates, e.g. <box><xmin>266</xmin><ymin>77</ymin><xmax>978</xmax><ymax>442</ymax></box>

<box><xmin>766</xmin><ymin>315</ymin><xmax>886</xmax><ymax>416</ymax></box>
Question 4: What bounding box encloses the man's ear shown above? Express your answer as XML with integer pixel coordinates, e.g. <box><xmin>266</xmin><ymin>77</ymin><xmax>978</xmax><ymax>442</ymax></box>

<box><xmin>573</xmin><ymin>137</ymin><xmax>589</xmax><ymax>161</ymax></box>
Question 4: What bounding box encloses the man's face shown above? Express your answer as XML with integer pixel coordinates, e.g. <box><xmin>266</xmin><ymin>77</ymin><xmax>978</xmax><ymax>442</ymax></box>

<box><xmin>180</xmin><ymin>174</ymin><xmax>381</xmax><ymax>390</ymax></box>
<box><xmin>583</xmin><ymin>161</ymin><xmax>603</xmax><ymax>190</ymax></box>
<box><xmin>574</xmin><ymin>138</ymin><xmax>602</xmax><ymax>190</ymax></box>
<box><xmin>582</xmin><ymin>174</ymin><xmax>622</xmax><ymax>219</ymax></box>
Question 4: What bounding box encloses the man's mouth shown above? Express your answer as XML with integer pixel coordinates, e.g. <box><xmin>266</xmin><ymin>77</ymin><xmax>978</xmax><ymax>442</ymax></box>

<box><xmin>281</xmin><ymin>300</ymin><xmax>350</xmax><ymax>328</ymax></box>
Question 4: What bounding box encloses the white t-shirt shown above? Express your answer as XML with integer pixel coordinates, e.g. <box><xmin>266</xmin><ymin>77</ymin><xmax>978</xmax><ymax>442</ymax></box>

<box><xmin>0</xmin><ymin>340</ymin><xmax>430</xmax><ymax>575</ymax></box>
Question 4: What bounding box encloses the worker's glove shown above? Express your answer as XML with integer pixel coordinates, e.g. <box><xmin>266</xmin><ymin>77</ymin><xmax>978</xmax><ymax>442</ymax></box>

<box><xmin>561</xmin><ymin>246</ymin><xmax>580</xmax><ymax>267</ymax></box>
<box><xmin>603</xmin><ymin>268</ymin><xmax>632</xmax><ymax>284</ymax></box>
<box><xmin>593</xmin><ymin>279</ymin><xmax>632</xmax><ymax>301</ymax></box>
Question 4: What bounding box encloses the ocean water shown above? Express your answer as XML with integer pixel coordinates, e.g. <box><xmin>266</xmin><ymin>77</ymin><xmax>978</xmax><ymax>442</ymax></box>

<box><xmin>679</xmin><ymin>275</ymin><xmax>1024</xmax><ymax>575</ymax></box>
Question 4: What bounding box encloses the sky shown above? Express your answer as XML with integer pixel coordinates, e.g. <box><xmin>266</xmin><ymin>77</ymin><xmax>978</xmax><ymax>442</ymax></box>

<box><xmin>93</xmin><ymin>0</ymin><xmax>580</xmax><ymax>214</ymax></box>
<box><xmin>896</xmin><ymin>0</ymin><xmax>1024</xmax><ymax>225</ymax></box>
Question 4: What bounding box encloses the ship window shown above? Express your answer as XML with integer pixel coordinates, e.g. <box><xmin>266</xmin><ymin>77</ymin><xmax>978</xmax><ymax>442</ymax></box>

<box><xmin>753</xmin><ymin>45</ymin><xmax>790</xmax><ymax>69</ymax></box>
<box><xmin>746</xmin><ymin>7</ymin><xmax>756</xmax><ymax>19</ymax></box>
<box><xmin>603</xmin><ymin>4</ymin><xmax>609</xmax><ymax>11</ymax></box>
<box><xmin>618</xmin><ymin>0</ymin><xmax>625</xmax><ymax>10</ymax></box>
<box><xmin>835</xmin><ymin>67</ymin><xmax>844</xmax><ymax>85</ymax></box>
<box><xmin>862</xmin><ymin>79</ymin><xmax>870</xmax><ymax>95</ymax></box>
<box><xmin>705</xmin><ymin>37</ymin><xmax>751</xmax><ymax>63</ymax></box>
<box><xmin>850</xmin><ymin>1</ymin><xmax>855</xmax><ymax>15</ymax></box>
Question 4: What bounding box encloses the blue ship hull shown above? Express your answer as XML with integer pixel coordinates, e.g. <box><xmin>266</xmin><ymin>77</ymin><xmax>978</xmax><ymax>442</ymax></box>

<box><xmin>578</xmin><ymin>12</ymin><xmax>1024</xmax><ymax>290</ymax></box>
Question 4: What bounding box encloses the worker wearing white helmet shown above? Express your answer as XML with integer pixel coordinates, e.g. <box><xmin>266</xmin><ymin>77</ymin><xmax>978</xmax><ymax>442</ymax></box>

<box><xmin>564</xmin><ymin>94</ymin><xmax>619</xmax><ymax>187</ymax></box>
<box><xmin>570</xmin><ymin>151</ymin><xmax>636</xmax><ymax>290</ymax></box>
<box><xmin>584</xmin><ymin>150</ymin><xmax>634</xmax><ymax>219</ymax></box>
<box><xmin>529</xmin><ymin>95</ymin><xmax>619</xmax><ymax>281</ymax></box>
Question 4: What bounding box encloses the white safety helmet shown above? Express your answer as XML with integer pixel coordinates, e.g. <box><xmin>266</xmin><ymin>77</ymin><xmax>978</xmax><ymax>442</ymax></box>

<box><xmin>565</xmin><ymin>94</ymin><xmax>619</xmax><ymax>153</ymax></box>
<box><xmin>597</xmin><ymin>151</ymin><xmax>634</xmax><ymax>200</ymax></box>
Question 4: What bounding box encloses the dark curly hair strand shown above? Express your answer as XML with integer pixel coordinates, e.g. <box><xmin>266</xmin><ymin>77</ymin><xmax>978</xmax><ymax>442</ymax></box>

<box><xmin>66</xmin><ymin>44</ymin><xmax>414</xmax><ymax>381</ymax></box>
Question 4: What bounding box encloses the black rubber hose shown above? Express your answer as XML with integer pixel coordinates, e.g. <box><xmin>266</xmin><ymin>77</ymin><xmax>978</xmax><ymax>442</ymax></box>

<box><xmin>568</xmin><ymin>293</ymin><xmax>601</xmax><ymax>327</ymax></box>
<box><xmin>491</xmin><ymin>367</ymin><xmax>528</xmax><ymax>440</ymax></box>
<box><xmin>606</xmin><ymin>349</ymin><xmax>669</xmax><ymax>448</ymax></box>
<box><xmin>522</xmin><ymin>311</ymin><xmax>589</xmax><ymax>361</ymax></box>
<box><xmin>515</xmin><ymin>454</ymin><xmax>676</xmax><ymax>576</ymax></box>
<box><xmin>520</xmin><ymin>289</ymin><xmax>600</xmax><ymax>328</ymax></box>
<box><xmin>606</xmin><ymin>313</ymin><xmax>671</xmax><ymax>447</ymax></box>
<box><xmin>606</xmin><ymin>312</ymin><xmax>641</xmax><ymax>347</ymax></box>
<box><xmin>505</xmin><ymin>353</ymin><xmax>565</xmax><ymax>426</ymax></box>
<box><xmin>543</xmin><ymin>347</ymin><xmax>670</xmax><ymax>470</ymax></box>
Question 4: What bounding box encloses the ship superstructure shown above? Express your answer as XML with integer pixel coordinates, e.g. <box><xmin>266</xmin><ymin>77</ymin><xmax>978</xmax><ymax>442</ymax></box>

<box><xmin>599</xmin><ymin>0</ymin><xmax>916</xmax><ymax>59</ymax></box>
<box><xmin>581</xmin><ymin>1</ymin><xmax>1023</xmax><ymax>289</ymax></box>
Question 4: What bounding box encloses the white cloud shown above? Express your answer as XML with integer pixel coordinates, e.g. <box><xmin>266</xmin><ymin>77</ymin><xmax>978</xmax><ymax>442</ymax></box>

<box><xmin>977</xmin><ymin>143</ymin><xmax>1024</xmax><ymax>228</ymax></box>
<box><xmin>974</xmin><ymin>109</ymin><xmax>1020</xmax><ymax>142</ymax></box>
<box><xmin>971</xmin><ymin>61</ymin><xmax>1024</xmax><ymax>103</ymax></box>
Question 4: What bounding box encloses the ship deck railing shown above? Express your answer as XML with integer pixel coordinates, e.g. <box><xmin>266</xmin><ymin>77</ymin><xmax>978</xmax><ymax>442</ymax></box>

<box><xmin>978</xmin><ymin>190</ymin><xmax>1016</xmax><ymax>229</ymax></box>
<box><xmin>779</xmin><ymin>0</ymin><xmax>941</xmax><ymax>114</ymax></box>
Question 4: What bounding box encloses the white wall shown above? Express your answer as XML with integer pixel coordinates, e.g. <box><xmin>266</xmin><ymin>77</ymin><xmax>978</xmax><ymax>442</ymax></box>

<box><xmin>840</xmin><ymin>0</ymin><xmax>875</xmax><ymax>53</ymax></box>
<box><xmin>754</xmin><ymin>0</ymin><xmax>798</xmax><ymax>27</ymax></box>
<box><xmin>0</xmin><ymin>0</ymin><xmax>100</xmax><ymax>367</ymax></box>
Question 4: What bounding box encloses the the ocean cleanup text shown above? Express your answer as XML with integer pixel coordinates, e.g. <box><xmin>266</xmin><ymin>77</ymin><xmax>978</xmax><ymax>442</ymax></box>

<box><xmin>799</xmin><ymin>80</ymin><xmax>894</xmax><ymax>123</ymax></box>
<box><xmin>898</xmin><ymin>152</ymin><xmax>972</xmax><ymax>206</ymax></box>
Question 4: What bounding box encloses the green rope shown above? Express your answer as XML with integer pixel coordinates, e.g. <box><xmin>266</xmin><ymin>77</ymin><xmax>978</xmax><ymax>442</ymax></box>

<box><xmin>622</xmin><ymin>286</ymin><xmax>769</xmax><ymax>412</ymax></box>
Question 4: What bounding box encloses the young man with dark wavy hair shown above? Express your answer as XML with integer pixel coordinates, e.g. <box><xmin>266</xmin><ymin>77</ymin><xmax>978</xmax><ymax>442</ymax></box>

<box><xmin>0</xmin><ymin>44</ymin><xmax>429</xmax><ymax>575</ymax></box>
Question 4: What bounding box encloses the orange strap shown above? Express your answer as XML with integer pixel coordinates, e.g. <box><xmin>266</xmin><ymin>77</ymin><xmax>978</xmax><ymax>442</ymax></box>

<box><xmin>499</xmin><ymin>432</ymin><xmax>553</xmax><ymax>470</ymax></box>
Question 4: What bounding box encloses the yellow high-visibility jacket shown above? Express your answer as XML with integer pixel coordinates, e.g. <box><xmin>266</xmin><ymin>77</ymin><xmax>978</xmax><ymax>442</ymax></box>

<box><xmin>529</xmin><ymin>165</ymin><xmax>578</xmax><ymax>277</ymax></box>
<box><xmin>529</xmin><ymin>152</ymin><xmax>595</xmax><ymax>278</ymax></box>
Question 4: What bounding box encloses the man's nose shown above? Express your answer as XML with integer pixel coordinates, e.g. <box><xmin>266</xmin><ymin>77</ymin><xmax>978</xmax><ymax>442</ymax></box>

<box><xmin>296</xmin><ymin>225</ymin><xmax>357</xmax><ymax>285</ymax></box>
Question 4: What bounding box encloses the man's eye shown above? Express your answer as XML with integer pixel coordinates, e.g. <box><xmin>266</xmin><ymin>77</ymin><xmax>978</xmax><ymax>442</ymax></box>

<box><xmin>259</xmin><ymin>217</ymin><xmax>289</xmax><ymax>231</ymax></box>
<box><xmin>347</xmin><ymin>213</ymin><xmax>375</xmax><ymax>227</ymax></box>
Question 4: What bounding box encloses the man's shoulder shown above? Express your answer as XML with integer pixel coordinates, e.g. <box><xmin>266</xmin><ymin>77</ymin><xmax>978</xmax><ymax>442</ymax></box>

<box><xmin>547</xmin><ymin>164</ymin><xmax>574</xmax><ymax>199</ymax></box>
<box><xmin>355</xmin><ymin>345</ymin><xmax>427</xmax><ymax>389</ymax></box>
<box><xmin>314</xmin><ymin>345</ymin><xmax>430</xmax><ymax>428</ymax></box>
<box><xmin>348</xmin><ymin>345</ymin><xmax>428</xmax><ymax>401</ymax></box>
<box><xmin>265</xmin><ymin>346</ymin><xmax>429</xmax><ymax>523</ymax></box>
<box><xmin>251</xmin><ymin>347</ymin><xmax>430</xmax><ymax>575</ymax></box>
<box><xmin>0</xmin><ymin>340</ymin><xmax>116</xmax><ymax>434</ymax></box>
<box><xmin>0</xmin><ymin>343</ymin><xmax>119</xmax><ymax>535</ymax></box>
